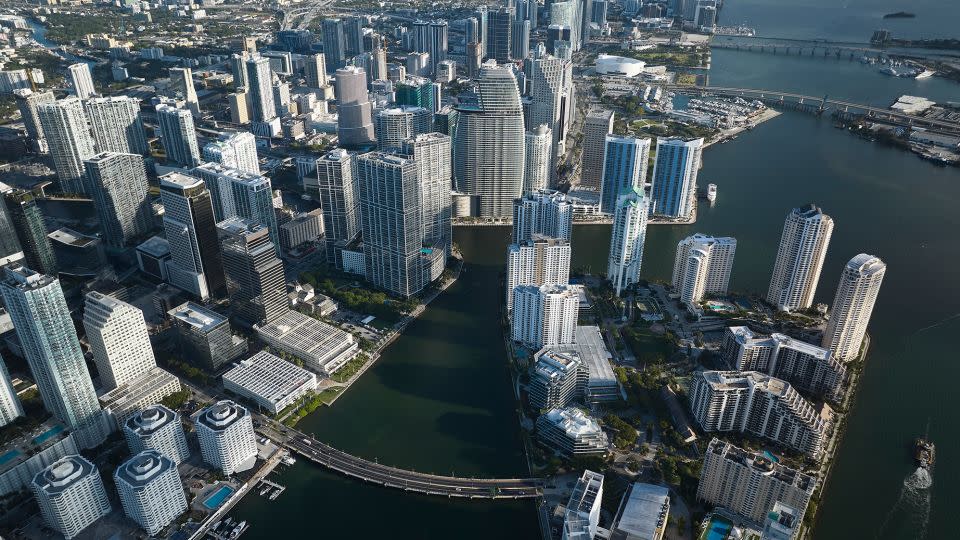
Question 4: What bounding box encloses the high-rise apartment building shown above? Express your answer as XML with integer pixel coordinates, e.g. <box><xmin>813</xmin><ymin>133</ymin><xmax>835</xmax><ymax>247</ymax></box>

<box><xmin>335</xmin><ymin>66</ymin><xmax>375</xmax><ymax>148</ymax></box>
<box><xmin>722</xmin><ymin>326</ymin><xmax>846</xmax><ymax>402</ymax></box>
<box><xmin>195</xmin><ymin>400</ymin><xmax>258</xmax><ymax>475</ymax></box>
<box><xmin>192</xmin><ymin>163</ymin><xmax>280</xmax><ymax>249</ymax></box>
<box><xmin>168</xmin><ymin>67</ymin><xmax>200</xmax><ymax>116</ymax></box>
<box><xmin>528</xmin><ymin>52</ymin><xmax>571</xmax><ymax>185</ymax></box>
<box><xmin>115</xmin><ymin>450</ymin><xmax>187</xmax><ymax>536</ymax></box>
<box><xmin>202</xmin><ymin>131</ymin><xmax>259</xmax><ymax>175</ymax></box>
<box><xmin>600</xmin><ymin>135</ymin><xmax>651</xmax><ymax>214</ymax></box>
<box><xmin>5</xmin><ymin>190</ymin><xmax>57</xmax><ymax>275</ymax></box>
<box><xmin>506</xmin><ymin>235</ymin><xmax>571</xmax><ymax>312</ymax></box>
<box><xmin>357</xmin><ymin>152</ymin><xmax>425</xmax><ymax>297</ymax></box>
<box><xmin>688</xmin><ymin>370</ymin><xmax>829</xmax><ymax>457</ymax></box>
<box><xmin>401</xmin><ymin>133</ymin><xmax>453</xmax><ymax>254</ymax></box>
<box><xmin>83</xmin><ymin>152</ymin><xmax>153</xmax><ymax>248</ymax></box>
<box><xmin>524</xmin><ymin>125</ymin><xmax>552</xmax><ymax>194</ymax></box>
<box><xmin>580</xmin><ymin>109</ymin><xmax>614</xmax><ymax>191</ymax></box>
<box><xmin>344</xmin><ymin>16</ymin><xmax>365</xmax><ymax>56</ymax></box>
<box><xmin>83</xmin><ymin>291</ymin><xmax>157</xmax><ymax>390</ymax></box>
<box><xmin>83</xmin><ymin>96</ymin><xmax>148</xmax><ymax>155</ymax></box>
<box><xmin>607</xmin><ymin>186</ymin><xmax>648</xmax><ymax>296</ymax></box>
<box><xmin>0</xmin><ymin>356</ymin><xmax>24</xmax><ymax>427</ymax></box>
<box><xmin>762</xmin><ymin>502</ymin><xmax>801</xmax><ymax>540</ymax></box>
<box><xmin>37</xmin><ymin>97</ymin><xmax>96</xmax><ymax>194</ymax></box>
<box><xmin>218</xmin><ymin>218</ymin><xmax>287</xmax><ymax>326</ymax></box>
<box><xmin>512</xmin><ymin>190</ymin><xmax>573</xmax><ymax>244</ymax></box>
<box><xmin>697</xmin><ymin>438</ymin><xmax>817</xmax><ymax>525</ymax></box>
<box><xmin>304</xmin><ymin>53</ymin><xmax>328</xmax><ymax>88</ymax></box>
<box><xmin>32</xmin><ymin>455</ymin><xmax>110</xmax><ymax>539</ymax></box>
<box><xmin>245</xmin><ymin>56</ymin><xmax>276</xmax><ymax>124</ymax></box>
<box><xmin>314</xmin><ymin>149</ymin><xmax>361</xmax><ymax>268</ymax></box>
<box><xmin>511</xmin><ymin>19</ymin><xmax>531</xmax><ymax>60</ymax></box>
<box><xmin>489</xmin><ymin>8</ymin><xmax>513</xmax><ymax>63</ymax></box>
<box><xmin>230</xmin><ymin>52</ymin><xmax>249</xmax><ymax>91</ymax></box>
<box><xmin>649</xmin><ymin>137</ymin><xmax>703</xmax><ymax>219</ymax></box>
<box><xmin>766</xmin><ymin>204</ymin><xmax>834</xmax><ymax>311</ymax></box>
<box><xmin>68</xmin><ymin>63</ymin><xmax>96</xmax><ymax>98</ymax></box>
<box><xmin>454</xmin><ymin>62</ymin><xmax>526</xmax><ymax>218</ymax></box>
<box><xmin>512</xmin><ymin>283</ymin><xmax>579</xmax><ymax>349</ymax></box>
<box><xmin>124</xmin><ymin>404</ymin><xmax>191</xmax><ymax>465</ymax></box>
<box><xmin>156</xmin><ymin>104</ymin><xmax>201</xmax><ymax>168</ymax></box>
<box><xmin>374</xmin><ymin>106</ymin><xmax>432</xmax><ymax>150</ymax></box>
<box><xmin>1</xmin><ymin>267</ymin><xmax>107</xmax><ymax>448</ymax></box>
<box><xmin>159</xmin><ymin>172</ymin><xmax>227</xmax><ymax>300</ymax></box>
<box><xmin>14</xmin><ymin>89</ymin><xmax>55</xmax><ymax>152</ymax></box>
<box><xmin>671</xmin><ymin>233</ymin><xmax>737</xmax><ymax>308</ymax></box>
<box><xmin>322</xmin><ymin>19</ymin><xmax>347</xmax><ymax>71</ymax></box>
<box><xmin>562</xmin><ymin>470</ymin><xmax>604</xmax><ymax>540</ymax></box>
<box><xmin>822</xmin><ymin>254</ymin><xmax>886</xmax><ymax>362</ymax></box>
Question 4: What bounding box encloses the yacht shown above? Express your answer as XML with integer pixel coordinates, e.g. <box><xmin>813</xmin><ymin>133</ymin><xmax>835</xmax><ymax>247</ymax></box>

<box><xmin>706</xmin><ymin>184</ymin><xmax>717</xmax><ymax>203</ymax></box>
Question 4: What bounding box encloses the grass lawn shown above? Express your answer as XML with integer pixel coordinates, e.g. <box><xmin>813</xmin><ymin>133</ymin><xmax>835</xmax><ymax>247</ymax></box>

<box><xmin>623</xmin><ymin>326</ymin><xmax>674</xmax><ymax>365</ymax></box>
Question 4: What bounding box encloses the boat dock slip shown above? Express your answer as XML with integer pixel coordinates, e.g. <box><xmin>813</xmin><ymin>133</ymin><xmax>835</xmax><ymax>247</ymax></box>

<box><xmin>258</xmin><ymin>478</ymin><xmax>286</xmax><ymax>500</ymax></box>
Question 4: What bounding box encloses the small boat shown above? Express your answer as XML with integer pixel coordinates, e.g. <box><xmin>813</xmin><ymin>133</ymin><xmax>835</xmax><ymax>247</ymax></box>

<box><xmin>915</xmin><ymin>69</ymin><xmax>935</xmax><ymax>79</ymax></box>
<box><xmin>706</xmin><ymin>184</ymin><xmax>717</xmax><ymax>203</ymax></box>
<box><xmin>268</xmin><ymin>489</ymin><xmax>280</xmax><ymax>500</ymax></box>
<box><xmin>281</xmin><ymin>455</ymin><xmax>296</xmax><ymax>466</ymax></box>
<box><xmin>915</xmin><ymin>438</ymin><xmax>935</xmax><ymax>468</ymax></box>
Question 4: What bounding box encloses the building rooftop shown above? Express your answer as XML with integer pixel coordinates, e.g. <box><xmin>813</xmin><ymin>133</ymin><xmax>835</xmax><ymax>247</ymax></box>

<box><xmin>541</xmin><ymin>408</ymin><xmax>604</xmax><ymax>438</ymax></box>
<box><xmin>159</xmin><ymin>171</ymin><xmax>203</xmax><ymax>190</ymax></box>
<box><xmin>168</xmin><ymin>302</ymin><xmax>227</xmax><ymax>332</ymax></box>
<box><xmin>222</xmin><ymin>351</ymin><xmax>317</xmax><ymax>408</ymax></box>
<box><xmin>196</xmin><ymin>400</ymin><xmax>249</xmax><ymax>432</ymax></box>
<box><xmin>3</xmin><ymin>265</ymin><xmax>56</xmax><ymax>290</ymax></box>
<box><xmin>613</xmin><ymin>482</ymin><xmax>671</xmax><ymax>540</ymax></box>
<box><xmin>114</xmin><ymin>450</ymin><xmax>175</xmax><ymax>489</ymax></box>
<box><xmin>124</xmin><ymin>404</ymin><xmax>179</xmax><ymax>438</ymax></box>
<box><xmin>48</xmin><ymin>228</ymin><xmax>98</xmax><ymax>248</ymax></box>
<box><xmin>707</xmin><ymin>438</ymin><xmax>817</xmax><ymax>492</ymax></box>
<box><xmin>136</xmin><ymin>236</ymin><xmax>171</xmax><ymax>258</ymax></box>
<box><xmin>0</xmin><ymin>420</ymin><xmax>70</xmax><ymax>477</ymax></box>
<box><xmin>32</xmin><ymin>454</ymin><xmax>97</xmax><ymax>496</ymax></box>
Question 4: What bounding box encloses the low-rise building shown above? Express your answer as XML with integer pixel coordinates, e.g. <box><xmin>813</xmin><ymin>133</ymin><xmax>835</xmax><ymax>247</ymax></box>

<box><xmin>279</xmin><ymin>208</ymin><xmax>324</xmax><ymax>251</ymax></box>
<box><xmin>195</xmin><ymin>400</ymin><xmax>257</xmax><ymax>475</ymax></box>
<box><xmin>610</xmin><ymin>482</ymin><xmax>670</xmax><ymax>540</ymax></box>
<box><xmin>254</xmin><ymin>309</ymin><xmax>360</xmax><ymax>376</ymax></box>
<box><xmin>529</xmin><ymin>349</ymin><xmax>585</xmax><ymax>411</ymax></box>
<box><xmin>123</xmin><ymin>404</ymin><xmax>190</xmax><ymax>466</ymax></box>
<box><xmin>536</xmin><ymin>407</ymin><xmax>609</xmax><ymax>457</ymax></box>
<box><xmin>136</xmin><ymin>236</ymin><xmax>171</xmax><ymax>281</ymax></box>
<box><xmin>0</xmin><ymin>421</ymin><xmax>77</xmax><ymax>496</ymax></box>
<box><xmin>222</xmin><ymin>351</ymin><xmax>318</xmax><ymax>414</ymax></box>
<box><xmin>115</xmin><ymin>450</ymin><xmax>188</xmax><ymax>536</ymax></box>
<box><xmin>98</xmin><ymin>366</ymin><xmax>182</xmax><ymax>429</ymax></box>
<box><xmin>31</xmin><ymin>455</ymin><xmax>111</xmax><ymax>539</ymax></box>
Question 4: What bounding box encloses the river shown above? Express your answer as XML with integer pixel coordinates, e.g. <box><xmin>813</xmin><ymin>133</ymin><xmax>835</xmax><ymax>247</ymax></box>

<box><xmin>232</xmin><ymin>3</ymin><xmax>960</xmax><ymax>539</ymax></box>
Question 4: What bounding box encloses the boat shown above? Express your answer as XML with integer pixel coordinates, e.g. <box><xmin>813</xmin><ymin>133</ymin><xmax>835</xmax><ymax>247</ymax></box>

<box><xmin>281</xmin><ymin>455</ymin><xmax>296</xmax><ymax>466</ymax></box>
<box><xmin>915</xmin><ymin>438</ymin><xmax>935</xmax><ymax>468</ymax></box>
<box><xmin>706</xmin><ymin>184</ymin><xmax>717</xmax><ymax>203</ymax></box>
<box><xmin>915</xmin><ymin>69</ymin><xmax>935</xmax><ymax>79</ymax></box>
<box><xmin>268</xmin><ymin>489</ymin><xmax>280</xmax><ymax>500</ymax></box>
<box><xmin>883</xmin><ymin>11</ymin><xmax>915</xmax><ymax>19</ymax></box>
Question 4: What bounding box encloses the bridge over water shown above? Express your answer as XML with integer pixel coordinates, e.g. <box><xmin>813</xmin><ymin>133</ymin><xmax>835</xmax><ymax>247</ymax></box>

<box><xmin>284</xmin><ymin>432</ymin><xmax>544</xmax><ymax>499</ymax></box>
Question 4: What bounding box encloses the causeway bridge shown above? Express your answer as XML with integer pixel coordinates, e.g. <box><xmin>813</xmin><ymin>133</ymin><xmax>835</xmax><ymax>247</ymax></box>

<box><xmin>668</xmin><ymin>85</ymin><xmax>960</xmax><ymax>134</ymax></box>
<box><xmin>284</xmin><ymin>432</ymin><xmax>544</xmax><ymax>499</ymax></box>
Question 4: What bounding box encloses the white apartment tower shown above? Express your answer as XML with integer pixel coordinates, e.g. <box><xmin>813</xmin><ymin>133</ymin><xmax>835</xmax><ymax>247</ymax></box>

<box><xmin>822</xmin><ymin>254</ymin><xmax>886</xmax><ymax>362</ymax></box>
<box><xmin>607</xmin><ymin>186</ymin><xmax>648</xmax><ymax>296</ymax></box>
<box><xmin>304</xmin><ymin>53</ymin><xmax>328</xmax><ymax>88</ymax></box>
<box><xmin>115</xmin><ymin>450</ymin><xmax>188</xmax><ymax>536</ymax></box>
<box><xmin>512</xmin><ymin>283</ymin><xmax>580</xmax><ymax>349</ymax></box>
<box><xmin>528</xmin><ymin>52</ymin><xmax>571</xmax><ymax>185</ymax></box>
<box><xmin>68</xmin><ymin>63</ymin><xmax>96</xmax><ymax>98</ymax></box>
<box><xmin>246</xmin><ymin>56</ymin><xmax>276</xmax><ymax>124</ymax></box>
<box><xmin>766</xmin><ymin>204</ymin><xmax>834</xmax><ymax>311</ymax></box>
<box><xmin>0</xmin><ymin>356</ymin><xmax>24</xmax><ymax>427</ymax></box>
<box><xmin>506</xmin><ymin>235</ymin><xmax>571</xmax><ymax>312</ymax></box>
<box><xmin>195</xmin><ymin>400</ymin><xmax>258</xmax><ymax>475</ymax></box>
<box><xmin>314</xmin><ymin>149</ymin><xmax>362</xmax><ymax>268</ymax></box>
<box><xmin>1</xmin><ymin>267</ymin><xmax>107</xmax><ymax>449</ymax></box>
<box><xmin>524</xmin><ymin>125</ymin><xmax>553</xmax><ymax>194</ymax></box>
<box><xmin>83</xmin><ymin>96</ymin><xmax>148</xmax><ymax>155</ymax></box>
<box><xmin>156</xmin><ymin>103</ymin><xmax>202</xmax><ymax>168</ymax></box>
<box><xmin>124</xmin><ymin>405</ymin><xmax>191</xmax><ymax>465</ymax></box>
<box><xmin>31</xmin><ymin>455</ymin><xmax>111</xmax><ymax>539</ymax></box>
<box><xmin>37</xmin><ymin>97</ymin><xmax>96</xmax><ymax>194</ymax></box>
<box><xmin>512</xmin><ymin>190</ymin><xmax>573</xmax><ymax>244</ymax></box>
<box><xmin>373</xmin><ymin>106</ymin><xmax>433</xmax><ymax>150</ymax></box>
<box><xmin>401</xmin><ymin>133</ymin><xmax>453</xmax><ymax>254</ymax></box>
<box><xmin>202</xmin><ymin>131</ymin><xmax>260</xmax><ymax>175</ymax></box>
<box><xmin>83</xmin><ymin>291</ymin><xmax>157</xmax><ymax>390</ymax></box>
<box><xmin>672</xmin><ymin>233</ymin><xmax>737</xmax><ymax>308</ymax></box>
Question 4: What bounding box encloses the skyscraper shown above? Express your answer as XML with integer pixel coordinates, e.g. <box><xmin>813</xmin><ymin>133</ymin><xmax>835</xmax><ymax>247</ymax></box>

<box><xmin>344</xmin><ymin>16</ymin><xmax>365</xmax><ymax>56</ymax></box>
<box><xmin>528</xmin><ymin>52</ymin><xmax>571</xmax><ymax>185</ymax></box>
<box><xmin>511</xmin><ymin>19</ymin><xmax>531</xmax><ymax>59</ymax></box>
<box><xmin>580</xmin><ymin>109</ymin><xmax>614</xmax><ymax>190</ymax></box>
<box><xmin>466</xmin><ymin>41</ymin><xmax>483</xmax><ymax>78</ymax></box>
<box><xmin>489</xmin><ymin>8</ymin><xmax>513</xmax><ymax>63</ymax></box>
<box><xmin>230</xmin><ymin>52</ymin><xmax>248</xmax><ymax>91</ymax></box>
<box><xmin>218</xmin><ymin>218</ymin><xmax>287</xmax><ymax>326</ymax></box>
<box><xmin>0</xmin><ymin>355</ymin><xmax>24</xmax><ymax>427</ymax></box>
<box><xmin>512</xmin><ymin>190</ymin><xmax>573</xmax><ymax>243</ymax></box>
<box><xmin>0</xmin><ymin>186</ymin><xmax>21</xmax><ymax>262</ymax></box>
<box><xmin>168</xmin><ymin>67</ymin><xmax>200</xmax><ymax>116</ymax></box>
<box><xmin>599</xmin><ymin>135</ymin><xmax>650</xmax><ymax>214</ymax></box>
<box><xmin>202</xmin><ymin>131</ymin><xmax>259</xmax><ymax>175</ymax></box>
<box><xmin>357</xmin><ymin>152</ymin><xmax>424</xmax><ymax>297</ymax></box>
<box><xmin>606</xmin><ymin>186</ymin><xmax>647</xmax><ymax>296</ymax></box>
<box><xmin>68</xmin><ymin>63</ymin><xmax>96</xmax><ymax>98</ymax></box>
<box><xmin>83</xmin><ymin>96</ymin><xmax>149</xmax><ymax>155</ymax></box>
<box><xmin>37</xmin><ymin>97</ymin><xmax>96</xmax><ymax>194</ymax></box>
<box><xmin>766</xmin><ymin>204</ymin><xmax>834</xmax><ymax>311</ymax></box>
<box><xmin>374</xmin><ymin>107</ymin><xmax>432</xmax><ymax>150</ymax></box>
<box><xmin>315</xmin><ymin>149</ymin><xmax>361</xmax><ymax>268</ymax></box>
<box><xmin>524</xmin><ymin>125</ymin><xmax>552</xmax><ymax>194</ymax></box>
<box><xmin>159</xmin><ymin>172</ymin><xmax>227</xmax><ymax>300</ymax></box>
<box><xmin>192</xmin><ymin>163</ymin><xmax>280</xmax><ymax>249</ymax></box>
<box><xmin>304</xmin><ymin>53</ymin><xmax>328</xmax><ymax>89</ymax></box>
<box><xmin>156</xmin><ymin>104</ymin><xmax>201</xmax><ymax>168</ymax></box>
<box><xmin>671</xmin><ymin>233</ymin><xmax>737</xmax><ymax>308</ymax></box>
<box><xmin>511</xmin><ymin>283</ymin><xmax>579</xmax><ymax>349</ymax></box>
<box><xmin>31</xmin><ymin>455</ymin><xmax>111</xmax><ymax>538</ymax></box>
<box><xmin>506</xmin><ymin>235</ymin><xmax>571</xmax><ymax>312</ymax></box>
<box><xmin>649</xmin><ymin>137</ymin><xmax>703</xmax><ymax>219</ymax></box>
<box><xmin>245</xmin><ymin>56</ymin><xmax>276</xmax><ymax>123</ymax></box>
<box><xmin>2</xmin><ymin>267</ymin><xmax>106</xmax><ymax>448</ymax></box>
<box><xmin>454</xmin><ymin>62</ymin><xmax>525</xmax><ymax>218</ymax></box>
<box><xmin>322</xmin><ymin>18</ymin><xmax>347</xmax><ymax>71</ymax></box>
<box><xmin>401</xmin><ymin>133</ymin><xmax>453</xmax><ymax>254</ymax></box>
<box><xmin>83</xmin><ymin>291</ymin><xmax>156</xmax><ymax>390</ymax></box>
<box><xmin>395</xmin><ymin>76</ymin><xmax>435</xmax><ymax>110</ymax></box>
<box><xmin>114</xmin><ymin>451</ymin><xmax>188</xmax><ymax>536</ymax></box>
<box><xmin>196</xmin><ymin>400</ymin><xmax>258</xmax><ymax>475</ymax></box>
<box><xmin>335</xmin><ymin>66</ymin><xmax>375</xmax><ymax>148</ymax></box>
<box><xmin>83</xmin><ymin>152</ymin><xmax>153</xmax><ymax>248</ymax></box>
<box><xmin>822</xmin><ymin>254</ymin><xmax>886</xmax><ymax>362</ymax></box>
<box><xmin>124</xmin><ymin>405</ymin><xmax>191</xmax><ymax>465</ymax></box>
<box><xmin>5</xmin><ymin>190</ymin><xmax>57</xmax><ymax>275</ymax></box>
<box><xmin>14</xmin><ymin>89</ymin><xmax>55</xmax><ymax>153</ymax></box>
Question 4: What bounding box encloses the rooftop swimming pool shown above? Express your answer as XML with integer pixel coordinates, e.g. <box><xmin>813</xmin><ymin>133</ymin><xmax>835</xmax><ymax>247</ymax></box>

<box><xmin>31</xmin><ymin>425</ymin><xmax>65</xmax><ymax>446</ymax></box>
<box><xmin>203</xmin><ymin>485</ymin><xmax>235</xmax><ymax>510</ymax></box>
<box><xmin>0</xmin><ymin>449</ymin><xmax>22</xmax><ymax>466</ymax></box>
<box><xmin>702</xmin><ymin>516</ymin><xmax>733</xmax><ymax>540</ymax></box>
